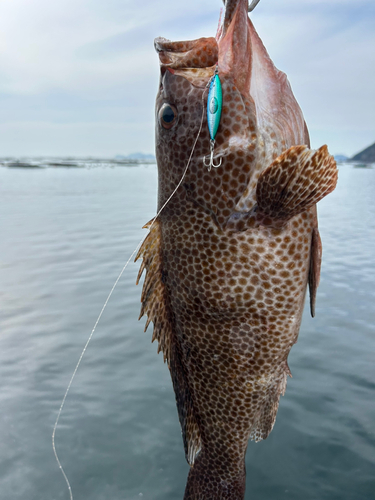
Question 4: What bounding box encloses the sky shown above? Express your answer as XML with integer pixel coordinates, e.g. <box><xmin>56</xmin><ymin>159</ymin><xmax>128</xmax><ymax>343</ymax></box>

<box><xmin>0</xmin><ymin>0</ymin><xmax>374</xmax><ymax>158</ymax></box>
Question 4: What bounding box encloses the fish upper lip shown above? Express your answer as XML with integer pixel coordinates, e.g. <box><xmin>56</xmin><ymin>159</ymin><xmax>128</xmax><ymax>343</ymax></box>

<box><xmin>154</xmin><ymin>0</ymin><xmax>251</xmax><ymax>81</ymax></box>
<box><xmin>219</xmin><ymin>0</ymin><xmax>249</xmax><ymax>40</ymax></box>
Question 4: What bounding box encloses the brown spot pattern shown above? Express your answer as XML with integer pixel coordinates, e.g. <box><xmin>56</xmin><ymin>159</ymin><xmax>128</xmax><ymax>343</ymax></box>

<box><xmin>155</xmin><ymin>37</ymin><xmax>218</xmax><ymax>71</ymax></box>
<box><xmin>137</xmin><ymin>15</ymin><xmax>338</xmax><ymax>500</ymax></box>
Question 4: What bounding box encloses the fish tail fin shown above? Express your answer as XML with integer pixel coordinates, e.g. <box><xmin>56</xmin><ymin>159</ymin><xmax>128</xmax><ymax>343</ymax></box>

<box><xmin>256</xmin><ymin>145</ymin><xmax>338</xmax><ymax>221</ymax></box>
<box><xmin>183</xmin><ymin>450</ymin><xmax>246</xmax><ymax>500</ymax></box>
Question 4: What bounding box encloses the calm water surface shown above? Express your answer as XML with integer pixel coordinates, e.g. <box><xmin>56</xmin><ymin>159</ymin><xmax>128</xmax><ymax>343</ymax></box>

<box><xmin>0</xmin><ymin>162</ymin><xmax>374</xmax><ymax>500</ymax></box>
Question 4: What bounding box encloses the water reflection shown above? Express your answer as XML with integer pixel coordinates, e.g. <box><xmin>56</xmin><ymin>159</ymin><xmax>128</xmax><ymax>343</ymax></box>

<box><xmin>0</xmin><ymin>162</ymin><xmax>374</xmax><ymax>500</ymax></box>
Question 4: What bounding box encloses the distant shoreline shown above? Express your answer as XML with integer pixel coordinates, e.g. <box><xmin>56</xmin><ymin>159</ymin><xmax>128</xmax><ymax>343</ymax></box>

<box><xmin>0</xmin><ymin>157</ymin><xmax>156</xmax><ymax>169</ymax></box>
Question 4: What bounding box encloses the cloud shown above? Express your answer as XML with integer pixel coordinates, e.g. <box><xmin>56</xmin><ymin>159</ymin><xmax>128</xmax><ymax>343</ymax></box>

<box><xmin>0</xmin><ymin>0</ymin><xmax>374</xmax><ymax>156</ymax></box>
<box><xmin>0</xmin><ymin>0</ymin><xmax>218</xmax><ymax>95</ymax></box>
<box><xmin>252</xmin><ymin>0</ymin><xmax>375</xmax><ymax>155</ymax></box>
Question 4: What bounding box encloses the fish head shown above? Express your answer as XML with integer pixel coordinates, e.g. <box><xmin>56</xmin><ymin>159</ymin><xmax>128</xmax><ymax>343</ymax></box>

<box><xmin>155</xmin><ymin>0</ymin><xmax>309</xmax><ymax>226</ymax></box>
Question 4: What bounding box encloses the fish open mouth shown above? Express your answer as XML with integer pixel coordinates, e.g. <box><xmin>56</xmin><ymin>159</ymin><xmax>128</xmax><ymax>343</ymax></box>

<box><xmin>217</xmin><ymin>0</ymin><xmax>253</xmax><ymax>95</ymax></box>
<box><xmin>155</xmin><ymin>0</ymin><xmax>253</xmax><ymax>95</ymax></box>
<box><xmin>154</xmin><ymin>37</ymin><xmax>218</xmax><ymax>70</ymax></box>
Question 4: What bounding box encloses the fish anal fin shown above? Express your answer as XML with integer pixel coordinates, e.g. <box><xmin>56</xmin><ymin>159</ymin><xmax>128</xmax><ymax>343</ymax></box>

<box><xmin>169</xmin><ymin>338</ymin><xmax>201</xmax><ymax>465</ymax></box>
<box><xmin>309</xmin><ymin>226</ymin><xmax>322</xmax><ymax>317</ymax></box>
<box><xmin>256</xmin><ymin>145</ymin><xmax>338</xmax><ymax>221</ymax></box>
<box><xmin>249</xmin><ymin>373</ymin><xmax>287</xmax><ymax>442</ymax></box>
<box><xmin>135</xmin><ymin>219</ymin><xmax>172</xmax><ymax>363</ymax></box>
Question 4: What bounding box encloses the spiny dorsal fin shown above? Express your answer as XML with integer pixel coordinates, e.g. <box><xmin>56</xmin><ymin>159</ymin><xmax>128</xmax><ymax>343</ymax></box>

<box><xmin>135</xmin><ymin>219</ymin><xmax>173</xmax><ymax>362</ymax></box>
<box><xmin>256</xmin><ymin>145</ymin><xmax>338</xmax><ymax>221</ymax></box>
<box><xmin>135</xmin><ymin>219</ymin><xmax>201</xmax><ymax>463</ymax></box>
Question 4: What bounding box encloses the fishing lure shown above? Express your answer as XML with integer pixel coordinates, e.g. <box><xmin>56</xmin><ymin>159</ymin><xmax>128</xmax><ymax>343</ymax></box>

<box><xmin>203</xmin><ymin>70</ymin><xmax>222</xmax><ymax>171</ymax></box>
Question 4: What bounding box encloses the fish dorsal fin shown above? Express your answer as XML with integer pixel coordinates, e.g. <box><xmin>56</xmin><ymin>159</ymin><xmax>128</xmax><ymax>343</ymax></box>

<box><xmin>256</xmin><ymin>145</ymin><xmax>338</xmax><ymax>221</ymax></box>
<box><xmin>136</xmin><ymin>219</ymin><xmax>201</xmax><ymax>464</ymax></box>
<box><xmin>135</xmin><ymin>218</ymin><xmax>173</xmax><ymax>362</ymax></box>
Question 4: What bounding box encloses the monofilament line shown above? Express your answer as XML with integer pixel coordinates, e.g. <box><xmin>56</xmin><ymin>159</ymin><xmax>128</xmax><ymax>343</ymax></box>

<box><xmin>148</xmin><ymin>85</ymin><xmax>209</xmax><ymax>231</ymax></box>
<box><xmin>52</xmin><ymin>84</ymin><xmax>209</xmax><ymax>500</ymax></box>
<box><xmin>51</xmin><ymin>241</ymin><xmax>143</xmax><ymax>500</ymax></box>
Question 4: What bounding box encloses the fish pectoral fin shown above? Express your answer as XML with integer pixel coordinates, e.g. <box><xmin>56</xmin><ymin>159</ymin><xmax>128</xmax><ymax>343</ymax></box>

<box><xmin>309</xmin><ymin>226</ymin><xmax>322</xmax><ymax>317</ymax></box>
<box><xmin>256</xmin><ymin>145</ymin><xmax>338</xmax><ymax>221</ymax></box>
<box><xmin>249</xmin><ymin>373</ymin><xmax>288</xmax><ymax>442</ymax></box>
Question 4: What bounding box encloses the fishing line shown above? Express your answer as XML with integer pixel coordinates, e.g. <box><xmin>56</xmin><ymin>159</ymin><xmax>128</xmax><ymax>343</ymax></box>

<box><xmin>52</xmin><ymin>81</ymin><xmax>210</xmax><ymax>500</ymax></box>
<box><xmin>248</xmin><ymin>0</ymin><xmax>261</xmax><ymax>13</ymax></box>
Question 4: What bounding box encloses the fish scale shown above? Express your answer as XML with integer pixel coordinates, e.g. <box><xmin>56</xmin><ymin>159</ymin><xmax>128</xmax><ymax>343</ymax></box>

<box><xmin>136</xmin><ymin>0</ymin><xmax>338</xmax><ymax>498</ymax></box>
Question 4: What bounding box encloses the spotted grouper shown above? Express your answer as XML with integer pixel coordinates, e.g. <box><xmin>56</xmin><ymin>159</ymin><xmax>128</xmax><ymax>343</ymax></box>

<box><xmin>135</xmin><ymin>0</ymin><xmax>338</xmax><ymax>498</ymax></box>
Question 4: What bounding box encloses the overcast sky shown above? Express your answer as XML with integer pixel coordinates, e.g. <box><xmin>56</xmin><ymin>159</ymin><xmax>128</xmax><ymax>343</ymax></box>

<box><xmin>0</xmin><ymin>0</ymin><xmax>374</xmax><ymax>157</ymax></box>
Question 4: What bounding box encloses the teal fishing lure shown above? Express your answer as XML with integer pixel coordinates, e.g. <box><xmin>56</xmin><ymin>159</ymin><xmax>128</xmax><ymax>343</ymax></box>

<box><xmin>204</xmin><ymin>71</ymin><xmax>223</xmax><ymax>170</ymax></box>
<box><xmin>207</xmin><ymin>74</ymin><xmax>222</xmax><ymax>141</ymax></box>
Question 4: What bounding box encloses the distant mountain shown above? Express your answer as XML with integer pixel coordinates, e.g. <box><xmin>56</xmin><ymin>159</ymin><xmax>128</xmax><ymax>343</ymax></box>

<box><xmin>350</xmin><ymin>142</ymin><xmax>375</xmax><ymax>163</ymax></box>
<box><xmin>115</xmin><ymin>153</ymin><xmax>156</xmax><ymax>161</ymax></box>
<box><xmin>334</xmin><ymin>154</ymin><xmax>349</xmax><ymax>163</ymax></box>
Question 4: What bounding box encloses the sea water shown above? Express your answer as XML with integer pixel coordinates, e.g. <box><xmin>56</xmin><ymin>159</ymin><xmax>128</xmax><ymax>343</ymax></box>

<box><xmin>0</xmin><ymin>160</ymin><xmax>374</xmax><ymax>500</ymax></box>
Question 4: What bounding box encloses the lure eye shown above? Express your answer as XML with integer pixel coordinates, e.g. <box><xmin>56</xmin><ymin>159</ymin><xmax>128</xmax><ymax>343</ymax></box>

<box><xmin>209</xmin><ymin>97</ymin><xmax>218</xmax><ymax>114</ymax></box>
<box><xmin>159</xmin><ymin>103</ymin><xmax>177</xmax><ymax>129</ymax></box>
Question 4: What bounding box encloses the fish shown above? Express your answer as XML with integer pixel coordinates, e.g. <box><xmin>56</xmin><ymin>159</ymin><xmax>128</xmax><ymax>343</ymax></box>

<box><xmin>135</xmin><ymin>0</ymin><xmax>338</xmax><ymax>498</ymax></box>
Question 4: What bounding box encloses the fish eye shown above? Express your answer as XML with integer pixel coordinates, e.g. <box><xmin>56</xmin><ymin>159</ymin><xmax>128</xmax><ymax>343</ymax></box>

<box><xmin>159</xmin><ymin>103</ymin><xmax>178</xmax><ymax>129</ymax></box>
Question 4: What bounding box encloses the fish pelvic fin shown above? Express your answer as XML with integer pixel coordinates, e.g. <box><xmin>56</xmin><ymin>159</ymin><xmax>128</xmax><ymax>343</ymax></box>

<box><xmin>256</xmin><ymin>145</ymin><xmax>338</xmax><ymax>222</ymax></box>
<box><xmin>135</xmin><ymin>218</ymin><xmax>173</xmax><ymax>362</ymax></box>
<box><xmin>136</xmin><ymin>219</ymin><xmax>201</xmax><ymax>464</ymax></box>
<box><xmin>249</xmin><ymin>372</ymin><xmax>288</xmax><ymax>442</ymax></box>
<box><xmin>309</xmin><ymin>226</ymin><xmax>322</xmax><ymax>317</ymax></box>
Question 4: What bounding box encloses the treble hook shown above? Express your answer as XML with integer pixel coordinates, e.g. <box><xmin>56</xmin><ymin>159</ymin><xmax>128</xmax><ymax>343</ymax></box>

<box><xmin>248</xmin><ymin>0</ymin><xmax>261</xmax><ymax>12</ymax></box>
<box><xmin>203</xmin><ymin>139</ymin><xmax>222</xmax><ymax>171</ymax></box>
<box><xmin>222</xmin><ymin>0</ymin><xmax>261</xmax><ymax>12</ymax></box>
